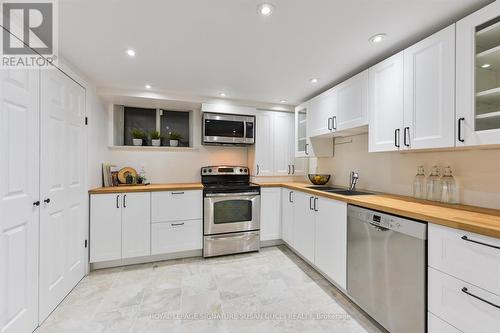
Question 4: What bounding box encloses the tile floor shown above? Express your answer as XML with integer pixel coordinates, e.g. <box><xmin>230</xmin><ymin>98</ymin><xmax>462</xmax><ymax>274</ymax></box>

<box><xmin>36</xmin><ymin>246</ymin><xmax>385</xmax><ymax>333</ymax></box>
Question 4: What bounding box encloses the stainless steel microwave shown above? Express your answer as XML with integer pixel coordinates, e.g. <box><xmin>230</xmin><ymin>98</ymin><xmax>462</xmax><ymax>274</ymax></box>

<box><xmin>202</xmin><ymin>112</ymin><xmax>255</xmax><ymax>145</ymax></box>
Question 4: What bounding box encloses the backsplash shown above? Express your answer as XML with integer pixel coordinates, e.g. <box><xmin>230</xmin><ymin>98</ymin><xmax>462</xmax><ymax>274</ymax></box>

<box><xmin>313</xmin><ymin>134</ymin><xmax>500</xmax><ymax>209</ymax></box>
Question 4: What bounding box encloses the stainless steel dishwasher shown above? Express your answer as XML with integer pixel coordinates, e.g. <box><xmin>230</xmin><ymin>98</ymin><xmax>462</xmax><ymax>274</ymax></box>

<box><xmin>347</xmin><ymin>205</ymin><xmax>427</xmax><ymax>333</ymax></box>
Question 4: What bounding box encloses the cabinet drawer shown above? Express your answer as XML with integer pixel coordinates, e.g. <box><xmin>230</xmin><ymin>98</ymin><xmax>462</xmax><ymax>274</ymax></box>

<box><xmin>151</xmin><ymin>219</ymin><xmax>202</xmax><ymax>255</ymax></box>
<box><xmin>428</xmin><ymin>267</ymin><xmax>500</xmax><ymax>333</ymax></box>
<box><xmin>428</xmin><ymin>224</ymin><xmax>500</xmax><ymax>295</ymax></box>
<box><xmin>428</xmin><ymin>312</ymin><xmax>461</xmax><ymax>333</ymax></box>
<box><xmin>151</xmin><ymin>190</ymin><xmax>202</xmax><ymax>223</ymax></box>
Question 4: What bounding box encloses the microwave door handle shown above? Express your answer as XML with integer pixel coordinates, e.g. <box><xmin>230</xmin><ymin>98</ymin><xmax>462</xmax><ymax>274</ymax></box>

<box><xmin>243</xmin><ymin>120</ymin><xmax>247</xmax><ymax>140</ymax></box>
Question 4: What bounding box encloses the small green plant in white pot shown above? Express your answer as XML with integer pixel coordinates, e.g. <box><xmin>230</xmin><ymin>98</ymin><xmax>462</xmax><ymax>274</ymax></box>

<box><xmin>168</xmin><ymin>132</ymin><xmax>182</xmax><ymax>147</ymax></box>
<box><xmin>131</xmin><ymin>128</ymin><xmax>146</xmax><ymax>146</ymax></box>
<box><xmin>150</xmin><ymin>131</ymin><xmax>161</xmax><ymax>147</ymax></box>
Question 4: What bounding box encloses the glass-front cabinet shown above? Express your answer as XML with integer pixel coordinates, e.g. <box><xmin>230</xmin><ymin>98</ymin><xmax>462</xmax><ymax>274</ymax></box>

<box><xmin>457</xmin><ymin>1</ymin><xmax>500</xmax><ymax>146</ymax></box>
<box><xmin>295</xmin><ymin>102</ymin><xmax>309</xmax><ymax>157</ymax></box>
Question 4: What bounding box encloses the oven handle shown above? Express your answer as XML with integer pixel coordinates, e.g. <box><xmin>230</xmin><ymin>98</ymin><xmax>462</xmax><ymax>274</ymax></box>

<box><xmin>205</xmin><ymin>192</ymin><xmax>260</xmax><ymax>197</ymax></box>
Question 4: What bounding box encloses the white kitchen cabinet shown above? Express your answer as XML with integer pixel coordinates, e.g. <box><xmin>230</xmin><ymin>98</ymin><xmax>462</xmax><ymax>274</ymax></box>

<box><xmin>90</xmin><ymin>192</ymin><xmax>151</xmax><ymax>263</ymax></box>
<box><xmin>368</xmin><ymin>52</ymin><xmax>405</xmax><ymax>152</ymax></box>
<box><xmin>404</xmin><ymin>24</ymin><xmax>456</xmax><ymax>150</ymax></box>
<box><xmin>293</xmin><ymin>191</ymin><xmax>316</xmax><ymax>263</ymax></box>
<box><xmin>151</xmin><ymin>190</ymin><xmax>202</xmax><ymax>223</ymax></box>
<box><xmin>121</xmin><ymin>193</ymin><xmax>151</xmax><ymax>259</ymax></box>
<box><xmin>428</xmin><ymin>267</ymin><xmax>500</xmax><ymax>333</ymax></box>
<box><xmin>252</xmin><ymin>111</ymin><xmax>274</xmax><ymax>176</ymax></box>
<box><xmin>428</xmin><ymin>223</ymin><xmax>500</xmax><ymax>296</ymax></box>
<box><xmin>273</xmin><ymin>112</ymin><xmax>295</xmax><ymax>176</ymax></box>
<box><xmin>308</xmin><ymin>88</ymin><xmax>337</xmax><ymax>137</ymax></box>
<box><xmin>336</xmin><ymin>70</ymin><xmax>369</xmax><ymax>134</ymax></box>
<box><xmin>90</xmin><ymin>194</ymin><xmax>122</xmax><ymax>262</ymax></box>
<box><xmin>260</xmin><ymin>188</ymin><xmax>282</xmax><ymax>241</ymax></box>
<box><xmin>295</xmin><ymin>103</ymin><xmax>333</xmax><ymax>158</ymax></box>
<box><xmin>428</xmin><ymin>313</ymin><xmax>461</xmax><ymax>333</ymax></box>
<box><xmin>281</xmin><ymin>189</ymin><xmax>295</xmax><ymax>246</ymax></box>
<box><xmin>314</xmin><ymin>197</ymin><xmax>347</xmax><ymax>289</ymax></box>
<box><xmin>456</xmin><ymin>1</ymin><xmax>500</xmax><ymax>146</ymax></box>
<box><xmin>151</xmin><ymin>219</ymin><xmax>202</xmax><ymax>255</ymax></box>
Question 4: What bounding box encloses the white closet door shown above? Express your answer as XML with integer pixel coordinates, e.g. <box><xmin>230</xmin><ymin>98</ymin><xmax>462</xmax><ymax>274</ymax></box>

<box><xmin>0</xmin><ymin>69</ymin><xmax>39</xmax><ymax>333</ymax></box>
<box><xmin>39</xmin><ymin>68</ymin><xmax>86</xmax><ymax>322</ymax></box>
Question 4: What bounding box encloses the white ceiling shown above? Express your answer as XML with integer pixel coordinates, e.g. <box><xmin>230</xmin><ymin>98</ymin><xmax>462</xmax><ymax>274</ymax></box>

<box><xmin>60</xmin><ymin>0</ymin><xmax>492</xmax><ymax>106</ymax></box>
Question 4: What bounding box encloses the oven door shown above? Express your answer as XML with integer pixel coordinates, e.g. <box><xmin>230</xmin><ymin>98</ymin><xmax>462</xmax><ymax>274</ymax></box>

<box><xmin>204</xmin><ymin>192</ymin><xmax>260</xmax><ymax>235</ymax></box>
<box><xmin>203</xmin><ymin>113</ymin><xmax>255</xmax><ymax>145</ymax></box>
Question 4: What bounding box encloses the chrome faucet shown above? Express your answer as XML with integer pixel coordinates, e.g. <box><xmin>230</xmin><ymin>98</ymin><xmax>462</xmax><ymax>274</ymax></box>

<box><xmin>349</xmin><ymin>171</ymin><xmax>359</xmax><ymax>191</ymax></box>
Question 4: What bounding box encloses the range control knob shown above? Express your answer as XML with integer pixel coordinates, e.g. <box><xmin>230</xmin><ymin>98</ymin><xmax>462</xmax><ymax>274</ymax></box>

<box><xmin>239</xmin><ymin>168</ymin><xmax>243</xmax><ymax>172</ymax></box>
<box><xmin>208</xmin><ymin>168</ymin><xmax>212</xmax><ymax>173</ymax></box>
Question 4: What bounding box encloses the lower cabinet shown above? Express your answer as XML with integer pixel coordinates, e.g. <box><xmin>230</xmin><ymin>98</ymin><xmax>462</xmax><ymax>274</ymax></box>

<box><xmin>293</xmin><ymin>191</ymin><xmax>316</xmax><ymax>263</ymax></box>
<box><xmin>90</xmin><ymin>192</ymin><xmax>151</xmax><ymax>263</ymax></box>
<box><xmin>428</xmin><ymin>312</ymin><xmax>461</xmax><ymax>333</ymax></box>
<box><xmin>281</xmin><ymin>188</ymin><xmax>295</xmax><ymax>246</ymax></box>
<box><xmin>151</xmin><ymin>219</ymin><xmax>202</xmax><ymax>255</ymax></box>
<box><xmin>314</xmin><ymin>197</ymin><xmax>347</xmax><ymax>289</ymax></box>
<box><xmin>260</xmin><ymin>188</ymin><xmax>282</xmax><ymax>241</ymax></box>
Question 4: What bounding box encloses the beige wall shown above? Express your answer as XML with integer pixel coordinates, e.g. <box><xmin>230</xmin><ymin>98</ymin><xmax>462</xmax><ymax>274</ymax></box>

<box><xmin>313</xmin><ymin>134</ymin><xmax>500</xmax><ymax>209</ymax></box>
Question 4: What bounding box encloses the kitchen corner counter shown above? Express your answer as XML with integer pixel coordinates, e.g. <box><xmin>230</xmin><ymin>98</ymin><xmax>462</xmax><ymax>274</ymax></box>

<box><xmin>88</xmin><ymin>183</ymin><xmax>203</xmax><ymax>194</ymax></box>
<box><xmin>258</xmin><ymin>182</ymin><xmax>500</xmax><ymax>239</ymax></box>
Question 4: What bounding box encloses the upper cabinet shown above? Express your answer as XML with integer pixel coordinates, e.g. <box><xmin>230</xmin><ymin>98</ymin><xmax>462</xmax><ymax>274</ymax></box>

<box><xmin>404</xmin><ymin>24</ymin><xmax>456</xmax><ymax>150</ymax></box>
<box><xmin>369</xmin><ymin>24</ymin><xmax>456</xmax><ymax>152</ymax></box>
<box><xmin>294</xmin><ymin>103</ymin><xmax>333</xmax><ymax>158</ymax></box>
<box><xmin>368</xmin><ymin>52</ymin><xmax>405</xmax><ymax>152</ymax></box>
<box><xmin>336</xmin><ymin>70</ymin><xmax>369</xmax><ymax>134</ymax></box>
<box><xmin>308</xmin><ymin>88</ymin><xmax>337</xmax><ymax>137</ymax></box>
<box><xmin>456</xmin><ymin>1</ymin><xmax>500</xmax><ymax>146</ymax></box>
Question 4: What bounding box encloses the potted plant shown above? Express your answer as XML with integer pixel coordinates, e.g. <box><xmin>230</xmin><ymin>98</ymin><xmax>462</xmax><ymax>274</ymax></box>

<box><xmin>131</xmin><ymin>128</ymin><xmax>146</xmax><ymax>146</ymax></box>
<box><xmin>150</xmin><ymin>130</ymin><xmax>161</xmax><ymax>147</ymax></box>
<box><xmin>168</xmin><ymin>131</ymin><xmax>182</xmax><ymax>147</ymax></box>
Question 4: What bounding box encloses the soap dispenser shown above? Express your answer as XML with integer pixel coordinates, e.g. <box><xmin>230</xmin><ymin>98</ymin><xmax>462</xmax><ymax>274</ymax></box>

<box><xmin>426</xmin><ymin>166</ymin><xmax>441</xmax><ymax>202</ymax></box>
<box><xmin>413</xmin><ymin>166</ymin><xmax>426</xmax><ymax>199</ymax></box>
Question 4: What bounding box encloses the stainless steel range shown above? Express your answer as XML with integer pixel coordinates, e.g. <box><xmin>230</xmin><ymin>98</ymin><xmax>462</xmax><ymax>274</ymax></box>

<box><xmin>201</xmin><ymin>166</ymin><xmax>261</xmax><ymax>257</ymax></box>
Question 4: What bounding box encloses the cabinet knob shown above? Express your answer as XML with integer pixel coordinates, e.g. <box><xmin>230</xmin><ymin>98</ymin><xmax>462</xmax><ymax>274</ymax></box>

<box><xmin>43</xmin><ymin>198</ymin><xmax>50</xmax><ymax>204</ymax></box>
<box><xmin>33</xmin><ymin>201</ymin><xmax>40</xmax><ymax>206</ymax></box>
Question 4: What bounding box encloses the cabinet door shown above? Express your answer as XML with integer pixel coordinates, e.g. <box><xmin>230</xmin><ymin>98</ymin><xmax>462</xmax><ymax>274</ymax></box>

<box><xmin>314</xmin><ymin>197</ymin><xmax>347</xmax><ymax>289</ymax></box>
<box><xmin>151</xmin><ymin>219</ymin><xmax>202</xmax><ymax>255</ymax></box>
<box><xmin>281</xmin><ymin>189</ymin><xmax>294</xmax><ymax>246</ymax></box>
<box><xmin>404</xmin><ymin>25</ymin><xmax>455</xmax><ymax>150</ymax></box>
<box><xmin>0</xmin><ymin>69</ymin><xmax>39</xmax><ymax>333</ymax></box>
<box><xmin>456</xmin><ymin>1</ymin><xmax>500</xmax><ymax>146</ymax></box>
<box><xmin>273</xmin><ymin>112</ymin><xmax>293</xmax><ymax>176</ymax></box>
<box><xmin>90</xmin><ymin>194</ymin><xmax>122</xmax><ymax>263</ymax></box>
<box><xmin>260</xmin><ymin>188</ymin><xmax>282</xmax><ymax>241</ymax></box>
<box><xmin>293</xmin><ymin>192</ymin><xmax>315</xmax><ymax>263</ymax></box>
<box><xmin>295</xmin><ymin>103</ymin><xmax>309</xmax><ymax>158</ymax></box>
<box><xmin>336</xmin><ymin>70</ymin><xmax>369</xmax><ymax>131</ymax></box>
<box><xmin>122</xmin><ymin>192</ymin><xmax>151</xmax><ymax>259</ymax></box>
<box><xmin>428</xmin><ymin>313</ymin><xmax>461</xmax><ymax>333</ymax></box>
<box><xmin>151</xmin><ymin>190</ymin><xmax>202</xmax><ymax>223</ymax></box>
<box><xmin>253</xmin><ymin>111</ymin><xmax>274</xmax><ymax>176</ymax></box>
<box><xmin>308</xmin><ymin>89</ymin><xmax>337</xmax><ymax>137</ymax></box>
<box><xmin>368</xmin><ymin>52</ymin><xmax>404</xmax><ymax>152</ymax></box>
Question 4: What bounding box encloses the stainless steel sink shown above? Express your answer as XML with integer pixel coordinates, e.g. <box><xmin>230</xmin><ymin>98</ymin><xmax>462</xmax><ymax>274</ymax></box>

<box><xmin>324</xmin><ymin>189</ymin><xmax>372</xmax><ymax>196</ymax></box>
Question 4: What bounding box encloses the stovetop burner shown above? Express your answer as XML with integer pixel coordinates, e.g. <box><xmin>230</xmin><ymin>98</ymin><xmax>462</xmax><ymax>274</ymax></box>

<box><xmin>201</xmin><ymin>166</ymin><xmax>260</xmax><ymax>194</ymax></box>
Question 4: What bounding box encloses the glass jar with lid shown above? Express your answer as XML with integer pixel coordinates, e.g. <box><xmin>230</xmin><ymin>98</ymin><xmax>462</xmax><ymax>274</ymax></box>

<box><xmin>413</xmin><ymin>166</ymin><xmax>426</xmax><ymax>199</ymax></box>
<box><xmin>440</xmin><ymin>166</ymin><xmax>459</xmax><ymax>204</ymax></box>
<box><xmin>426</xmin><ymin>166</ymin><xmax>442</xmax><ymax>201</ymax></box>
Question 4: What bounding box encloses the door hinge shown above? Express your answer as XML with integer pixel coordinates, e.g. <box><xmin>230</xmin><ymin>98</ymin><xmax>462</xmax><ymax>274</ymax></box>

<box><xmin>84</xmin><ymin>239</ymin><xmax>88</xmax><ymax>248</ymax></box>
<box><xmin>85</xmin><ymin>117</ymin><xmax>88</xmax><ymax>125</ymax></box>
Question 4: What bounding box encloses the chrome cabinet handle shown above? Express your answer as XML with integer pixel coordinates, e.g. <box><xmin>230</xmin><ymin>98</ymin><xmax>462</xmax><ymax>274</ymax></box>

<box><xmin>327</xmin><ymin>117</ymin><xmax>333</xmax><ymax>131</ymax></box>
<box><xmin>314</xmin><ymin>197</ymin><xmax>318</xmax><ymax>212</ymax></box>
<box><xmin>123</xmin><ymin>194</ymin><xmax>127</xmax><ymax>208</ymax></box>
<box><xmin>458</xmin><ymin>117</ymin><xmax>465</xmax><ymax>143</ymax></box>
<box><xmin>332</xmin><ymin>116</ymin><xmax>337</xmax><ymax>130</ymax></box>
<box><xmin>394</xmin><ymin>129</ymin><xmax>400</xmax><ymax>148</ymax></box>
<box><xmin>461</xmin><ymin>287</ymin><xmax>500</xmax><ymax>309</ymax></box>
<box><xmin>116</xmin><ymin>195</ymin><xmax>120</xmax><ymax>208</ymax></box>
<box><xmin>404</xmin><ymin>127</ymin><xmax>410</xmax><ymax>147</ymax></box>
<box><xmin>461</xmin><ymin>235</ymin><xmax>500</xmax><ymax>250</ymax></box>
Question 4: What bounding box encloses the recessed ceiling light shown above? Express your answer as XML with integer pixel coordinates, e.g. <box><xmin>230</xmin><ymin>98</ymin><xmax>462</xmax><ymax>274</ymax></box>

<box><xmin>258</xmin><ymin>3</ymin><xmax>274</xmax><ymax>16</ymax></box>
<box><xmin>125</xmin><ymin>49</ymin><xmax>136</xmax><ymax>57</ymax></box>
<box><xmin>145</xmin><ymin>84</ymin><xmax>151</xmax><ymax>89</ymax></box>
<box><xmin>369</xmin><ymin>33</ymin><xmax>387</xmax><ymax>43</ymax></box>
<box><xmin>481</xmin><ymin>63</ymin><xmax>491</xmax><ymax>68</ymax></box>
<box><xmin>219</xmin><ymin>92</ymin><xmax>227</xmax><ymax>97</ymax></box>
<box><xmin>310</xmin><ymin>78</ymin><xmax>319</xmax><ymax>84</ymax></box>
<box><xmin>280</xmin><ymin>99</ymin><xmax>287</xmax><ymax>103</ymax></box>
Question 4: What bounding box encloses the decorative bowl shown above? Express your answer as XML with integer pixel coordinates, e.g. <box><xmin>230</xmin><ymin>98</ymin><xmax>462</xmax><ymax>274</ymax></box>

<box><xmin>308</xmin><ymin>174</ymin><xmax>331</xmax><ymax>185</ymax></box>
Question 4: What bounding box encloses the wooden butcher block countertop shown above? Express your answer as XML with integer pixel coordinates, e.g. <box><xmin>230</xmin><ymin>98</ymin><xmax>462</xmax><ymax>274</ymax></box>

<box><xmin>89</xmin><ymin>181</ymin><xmax>500</xmax><ymax>238</ymax></box>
